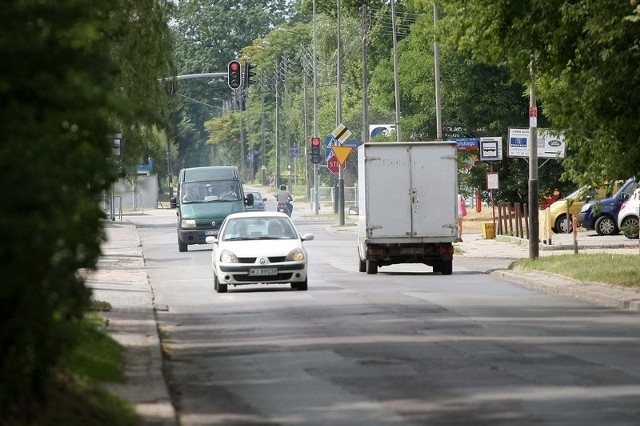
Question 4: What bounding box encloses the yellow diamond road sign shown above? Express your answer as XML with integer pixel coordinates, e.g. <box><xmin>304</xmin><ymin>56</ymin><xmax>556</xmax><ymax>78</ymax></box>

<box><xmin>331</xmin><ymin>145</ymin><xmax>353</xmax><ymax>166</ymax></box>
<box><xmin>331</xmin><ymin>123</ymin><xmax>352</xmax><ymax>145</ymax></box>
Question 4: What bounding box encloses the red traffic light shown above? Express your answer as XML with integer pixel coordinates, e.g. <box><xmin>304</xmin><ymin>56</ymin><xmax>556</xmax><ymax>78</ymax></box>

<box><xmin>227</xmin><ymin>60</ymin><xmax>241</xmax><ymax>89</ymax></box>
<box><xmin>310</xmin><ymin>137</ymin><xmax>321</xmax><ymax>164</ymax></box>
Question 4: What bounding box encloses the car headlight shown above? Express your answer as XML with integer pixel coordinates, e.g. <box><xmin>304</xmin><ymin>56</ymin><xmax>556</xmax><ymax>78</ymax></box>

<box><xmin>286</xmin><ymin>248</ymin><xmax>305</xmax><ymax>262</ymax></box>
<box><xmin>220</xmin><ymin>250</ymin><xmax>239</xmax><ymax>263</ymax></box>
<box><xmin>181</xmin><ymin>219</ymin><xmax>197</xmax><ymax>228</ymax></box>
<box><xmin>580</xmin><ymin>203</ymin><xmax>591</xmax><ymax>213</ymax></box>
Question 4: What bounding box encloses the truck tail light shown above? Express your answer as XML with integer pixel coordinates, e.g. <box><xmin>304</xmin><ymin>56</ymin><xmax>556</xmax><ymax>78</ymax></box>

<box><xmin>368</xmin><ymin>247</ymin><xmax>387</xmax><ymax>256</ymax></box>
<box><xmin>438</xmin><ymin>245</ymin><xmax>454</xmax><ymax>254</ymax></box>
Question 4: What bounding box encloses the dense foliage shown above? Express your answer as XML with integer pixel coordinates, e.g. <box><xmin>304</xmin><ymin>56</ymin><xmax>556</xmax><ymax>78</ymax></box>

<box><xmin>438</xmin><ymin>0</ymin><xmax>640</xmax><ymax>185</ymax></box>
<box><xmin>0</xmin><ymin>0</ymin><xmax>173</xmax><ymax>420</ymax></box>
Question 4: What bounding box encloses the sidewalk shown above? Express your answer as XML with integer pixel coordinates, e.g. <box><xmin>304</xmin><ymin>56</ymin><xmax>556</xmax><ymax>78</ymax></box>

<box><xmin>86</xmin><ymin>220</ymin><xmax>177</xmax><ymax>426</ymax></box>
<box><xmin>86</xmin><ymin>207</ymin><xmax>640</xmax><ymax>424</ymax></box>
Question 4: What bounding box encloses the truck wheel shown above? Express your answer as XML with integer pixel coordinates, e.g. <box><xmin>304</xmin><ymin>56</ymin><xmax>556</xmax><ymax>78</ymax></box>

<box><xmin>594</xmin><ymin>215</ymin><xmax>617</xmax><ymax>235</ymax></box>
<box><xmin>366</xmin><ymin>260</ymin><xmax>378</xmax><ymax>275</ymax></box>
<box><xmin>432</xmin><ymin>262</ymin><xmax>442</xmax><ymax>273</ymax></box>
<box><xmin>178</xmin><ymin>240</ymin><xmax>188</xmax><ymax>252</ymax></box>
<box><xmin>440</xmin><ymin>260</ymin><xmax>453</xmax><ymax>275</ymax></box>
<box><xmin>358</xmin><ymin>257</ymin><xmax>366</xmax><ymax>272</ymax></box>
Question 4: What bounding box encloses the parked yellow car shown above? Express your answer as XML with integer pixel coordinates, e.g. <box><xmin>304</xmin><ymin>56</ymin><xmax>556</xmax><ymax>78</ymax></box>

<box><xmin>548</xmin><ymin>183</ymin><xmax>621</xmax><ymax>233</ymax></box>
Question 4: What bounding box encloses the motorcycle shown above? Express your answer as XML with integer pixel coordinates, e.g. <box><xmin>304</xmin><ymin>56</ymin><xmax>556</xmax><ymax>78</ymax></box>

<box><xmin>277</xmin><ymin>201</ymin><xmax>292</xmax><ymax>217</ymax></box>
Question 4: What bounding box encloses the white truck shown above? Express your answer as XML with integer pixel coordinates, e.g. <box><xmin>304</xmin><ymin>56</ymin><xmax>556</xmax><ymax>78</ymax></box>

<box><xmin>357</xmin><ymin>142</ymin><xmax>458</xmax><ymax>275</ymax></box>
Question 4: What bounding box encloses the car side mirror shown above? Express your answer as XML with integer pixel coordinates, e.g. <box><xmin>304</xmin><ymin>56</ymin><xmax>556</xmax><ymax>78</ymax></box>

<box><xmin>205</xmin><ymin>236</ymin><xmax>217</xmax><ymax>244</ymax></box>
<box><xmin>621</xmin><ymin>193</ymin><xmax>630</xmax><ymax>201</ymax></box>
<box><xmin>245</xmin><ymin>193</ymin><xmax>254</xmax><ymax>207</ymax></box>
<box><xmin>170</xmin><ymin>196</ymin><xmax>177</xmax><ymax>208</ymax></box>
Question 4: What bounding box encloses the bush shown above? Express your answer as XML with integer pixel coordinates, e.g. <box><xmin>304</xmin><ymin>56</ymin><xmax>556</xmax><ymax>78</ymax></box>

<box><xmin>0</xmin><ymin>0</ymin><xmax>117</xmax><ymax>419</ymax></box>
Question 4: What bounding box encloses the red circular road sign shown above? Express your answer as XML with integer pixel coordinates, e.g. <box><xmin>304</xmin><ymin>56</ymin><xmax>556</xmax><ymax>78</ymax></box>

<box><xmin>327</xmin><ymin>155</ymin><xmax>340</xmax><ymax>174</ymax></box>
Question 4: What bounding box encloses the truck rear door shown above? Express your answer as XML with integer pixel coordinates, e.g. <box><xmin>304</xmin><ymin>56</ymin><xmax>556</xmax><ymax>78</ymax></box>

<box><xmin>409</xmin><ymin>144</ymin><xmax>457</xmax><ymax>239</ymax></box>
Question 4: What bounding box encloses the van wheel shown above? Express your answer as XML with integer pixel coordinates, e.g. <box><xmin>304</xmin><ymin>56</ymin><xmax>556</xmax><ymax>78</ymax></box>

<box><xmin>594</xmin><ymin>215</ymin><xmax>617</xmax><ymax>235</ymax></box>
<box><xmin>366</xmin><ymin>260</ymin><xmax>378</xmax><ymax>275</ymax></box>
<box><xmin>178</xmin><ymin>240</ymin><xmax>188</xmax><ymax>252</ymax></box>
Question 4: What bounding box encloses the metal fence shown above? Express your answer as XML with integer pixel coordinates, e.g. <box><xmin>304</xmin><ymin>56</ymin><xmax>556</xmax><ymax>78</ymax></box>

<box><xmin>309</xmin><ymin>186</ymin><xmax>357</xmax><ymax>211</ymax></box>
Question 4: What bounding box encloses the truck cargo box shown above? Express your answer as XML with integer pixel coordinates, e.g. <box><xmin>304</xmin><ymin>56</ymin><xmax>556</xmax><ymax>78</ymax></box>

<box><xmin>357</xmin><ymin>142</ymin><xmax>458</xmax><ymax>274</ymax></box>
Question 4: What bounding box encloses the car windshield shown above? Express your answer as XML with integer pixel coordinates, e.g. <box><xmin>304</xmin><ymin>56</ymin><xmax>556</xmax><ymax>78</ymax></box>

<box><xmin>221</xmin><ymin>217</ymin><xmax>297</xmax><ymax>241</ymax></box>
<box><xmin>181</xmin><ymin>180</ymin><xmax>241</xmax><ymax>203</ymax></box>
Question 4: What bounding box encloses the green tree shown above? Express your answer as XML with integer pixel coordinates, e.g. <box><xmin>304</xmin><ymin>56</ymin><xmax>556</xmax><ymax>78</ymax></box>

<box><xmin>0</xmin><ymin>0</ymin><xmax>173</xmax><ymax>420</ymax></box>
<box><xmin>438</xmin><ymin>0</ymin><xmax>640</xmax><ymax>184</ymax></box>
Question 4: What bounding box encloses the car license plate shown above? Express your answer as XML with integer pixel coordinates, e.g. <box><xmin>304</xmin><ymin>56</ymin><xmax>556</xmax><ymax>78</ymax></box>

<box><xmin>249</xmin><ymin>267</ymin><xmax>277</xmax><ymax>276</ymax></box>
<box><xmin>400</xmin><ymin>247</ymin><xmax>423</xmax><ymax>255</ymax></box>
<box><xmin>205</xmin><ymin>230</ymin><xmax>216</xmax><ymax>236</ymax></box>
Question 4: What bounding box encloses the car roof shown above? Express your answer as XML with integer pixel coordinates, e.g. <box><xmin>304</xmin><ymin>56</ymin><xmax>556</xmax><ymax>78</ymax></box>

<box><xmin>227</xmin><ymin>211</ymin><xmax>289</xmax><ymax>220</ymax></box>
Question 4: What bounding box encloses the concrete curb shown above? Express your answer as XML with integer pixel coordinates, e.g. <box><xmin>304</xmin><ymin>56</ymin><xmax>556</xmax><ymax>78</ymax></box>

<box><xmin>493</xmin><ymin>270</ymin><xmax>640</xmax><ymax>312</ymax></box>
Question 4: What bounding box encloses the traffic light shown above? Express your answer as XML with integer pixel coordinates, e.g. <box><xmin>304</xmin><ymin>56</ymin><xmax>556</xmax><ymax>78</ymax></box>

<box><xmin>310</xmin><ymin>137</ymin><xmax>321</xmax><ymax>164</ymax></box>
<box><xmin>227</xmin><ymin>60</ymin><xmax>241</xmax><ymax>89</ymax></box>
<box><xmin>244</xmin><ymin>61</ymin><xmax>256</xmax><ymax>87</ymax></box>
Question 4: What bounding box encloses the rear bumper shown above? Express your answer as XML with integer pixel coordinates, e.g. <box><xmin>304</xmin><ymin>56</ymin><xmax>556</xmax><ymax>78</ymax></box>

<box><xmin>362</xmin><ymin>242</ymin><xmax>454</xmax><ymax>266</ymax></box>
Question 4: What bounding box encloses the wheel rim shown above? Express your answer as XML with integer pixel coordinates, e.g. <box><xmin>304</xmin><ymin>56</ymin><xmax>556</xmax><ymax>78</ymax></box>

<box><xmin>556</xmin><ymin>215</ymin><xmax>572</xmax><ymax>233</ymax></box>
<box><xmin>622</xmin><ymin>217</ymin><xmax>639</xmax><ymax>238</ymax></box>
<box><xmin>597</xmin><ymin>217</ymin><xmax>615</xmax><ymax>235</ymax></box>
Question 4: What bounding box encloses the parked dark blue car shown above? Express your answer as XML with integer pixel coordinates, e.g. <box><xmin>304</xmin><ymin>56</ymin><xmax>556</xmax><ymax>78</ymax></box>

<box><xmin>578</xmin><ymin>178</ymin><xmax>638</xmax><ymax>235</ymax></box>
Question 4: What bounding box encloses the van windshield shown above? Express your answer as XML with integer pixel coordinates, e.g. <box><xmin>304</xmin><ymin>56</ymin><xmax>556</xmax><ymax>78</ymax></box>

<box><xmin>181</xmin><ymin>180</ymin><xmax>241</xmax><ymax>203</ymax></box>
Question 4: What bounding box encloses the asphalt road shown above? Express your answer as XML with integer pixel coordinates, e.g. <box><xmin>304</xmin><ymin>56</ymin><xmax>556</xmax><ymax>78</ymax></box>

<box><xmin>125</xmin><ymin>209</ymin><xmax>640</xmax><ymax>426</ymax></box>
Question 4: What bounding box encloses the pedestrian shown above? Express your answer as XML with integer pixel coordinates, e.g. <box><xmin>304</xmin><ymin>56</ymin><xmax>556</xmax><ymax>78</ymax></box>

<box><xmin>457</xmin><ymin>193</ymin><xmax>467</xmax><ymax>242</ymax></box>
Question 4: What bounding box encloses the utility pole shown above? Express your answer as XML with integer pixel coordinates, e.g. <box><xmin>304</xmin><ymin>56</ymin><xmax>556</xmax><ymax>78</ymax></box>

<box><xmin>313</xmin><ymin>0</ymin><xmax>320</xmax><ymax>215</ymax></box>
<box><xmin>361</xmin><ymin>4</ymin><xmax>370</xmax><ymax>145</ymax></box>
<box><xmin>260</xmin><ymin>71</ymin><xmax>267</xmax><ymax>186</ymax></box>
<box><xmin>238</xmin><ymin>91</ymin><xmax>245</xmax><ymax>177</ymax></box>
<box><xmin>528</xmin><ymin>57</ymin><xmax>539</xmax><ymax>259</ymax></box>
<box><xmin>337</xmin><ymin>0</ymin><xmax>345</xmax><ymax>224</ymax></box>
<box><xmin>274</xmin><ymin>60</ymin><xmax>280</xmax><ymax>189</ymax></box>
<box><xmin>391</xmin><ymin>0</ymin><xmax>401</xmax><ymax>142</ymax></box>
<box><xmin>434</xmin><ymin>3</ymin><xmax>443</xmax><ymax>141</ymax></box>
<box><xmin>302</xmin><ymin>47</ymin><xmax>310</xmax><ymax>198</ymax></box>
